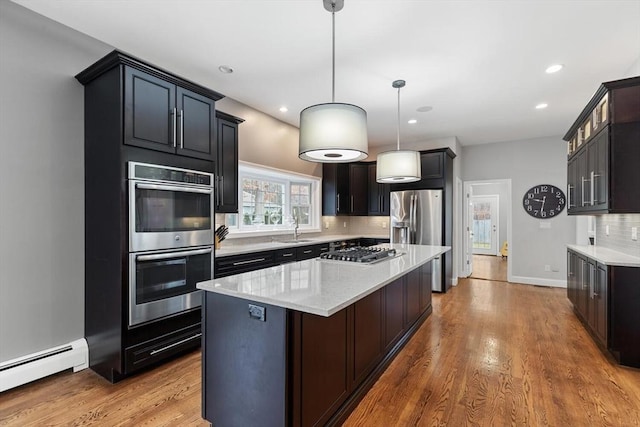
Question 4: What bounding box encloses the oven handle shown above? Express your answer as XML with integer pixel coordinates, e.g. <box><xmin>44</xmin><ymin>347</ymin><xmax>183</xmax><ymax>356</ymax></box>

<box><xmin>135</xmin><ymin>183</ymin><xmax>213</xmax><ymax>194</ymax></box>
<box><xmin>136</xmin><ymin>247</ymin><xmax>212</xmax><ymax>262</ymax></box>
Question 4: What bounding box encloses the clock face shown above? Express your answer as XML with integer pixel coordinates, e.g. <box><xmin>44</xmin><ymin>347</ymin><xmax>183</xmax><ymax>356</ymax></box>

<box><xmin>522</xmin><ymin>184</ymin><xmax>566</xmax><ymax>218</ymax></box>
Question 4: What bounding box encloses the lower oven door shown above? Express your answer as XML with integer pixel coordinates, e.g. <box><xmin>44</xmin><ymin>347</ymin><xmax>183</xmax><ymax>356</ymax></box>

<box><xmin>128</xmin><ymin>246</ymin><xmax>212</xmax><ymax>327</ymax></box>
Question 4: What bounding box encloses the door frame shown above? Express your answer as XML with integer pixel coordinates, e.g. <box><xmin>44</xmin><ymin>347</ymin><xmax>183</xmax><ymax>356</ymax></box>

<box><xmin>471</xmin><ymin>194</ymin><xmax>500</xmax><ymax>256</ymax></box>
<box><xmin>462</xmin><ymin>179</ymin><xmax>512</xmax><ymax>282</ymax></box>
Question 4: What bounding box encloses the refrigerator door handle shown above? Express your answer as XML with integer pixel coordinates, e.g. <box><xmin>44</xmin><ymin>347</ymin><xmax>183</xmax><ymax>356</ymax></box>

<box><xmin>410</xmin><ymin>194</ymin><xmax>417</xmax><ymax>244</ymax></box>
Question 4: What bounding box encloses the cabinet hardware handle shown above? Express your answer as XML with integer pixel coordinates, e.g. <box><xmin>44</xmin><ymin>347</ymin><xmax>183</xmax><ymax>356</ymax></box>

<box><xmin>336</xmin><ymin>194</ymin><xmax>340</xmax><ymax>213</ymax></box>
<box><xmin>592</xmin><ymin>173</ymin><xmax>600</xmax><ymax>204</ymax></box>
<box><xmin>215</xmin><ymin>175</ymin><xmax>220</xmax><ymax>206</ymax></box>
<box><xmin>590</xmin><ymin>171</ymin><xmax>595</xmax><ymax>206</ymax></box>
<box><xmin>351</xmin><ymin>195</ymin><xmax>354</xmax><ymax>212</ymax></box>
<box><xmin>179</xmin><ymin>109</ymin><xmax>184</xmax><ymax>149</ymax></box>
<box><xmin>232</xmin><ymin>258</ymin><xmax>266</xmax><ymax>266</ymax></box>
<box><xmin>282</xmin><ymin>253</ymin><xmax>294</xmax><ymax>257</ymax></box>
<box><xmin>581</xmin><ymin>176</ymin><xmax>589</xmax><ymax>206</ymax></box>
<box><xmin>220</xmin><ymin>176</ymin><xmax>224</xmax><ymax>206</ymax></box>
<box><xmin>172</xmin><ymin>108</ymin><xmax>177</xmax><ymax>148</ymax></box>
<box><xmin>567</xmin><ymin>184</ymin><xmax>574</xmax><ymax>208</ymax></box>
<box><xmin>150</xmin><ymin>333</ymin><xmax>202</xmax><ymax>356</ymax></box>
<box><xmin>303</xmin><ymin>250</ymin><xmax>312</xmax><ymax>254</ymax></box>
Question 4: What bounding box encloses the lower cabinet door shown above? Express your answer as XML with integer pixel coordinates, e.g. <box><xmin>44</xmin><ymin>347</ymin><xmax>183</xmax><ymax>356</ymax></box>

<box><xmin>353</xmin><ymin>289</ymin><xmax>383</xmax><ymax>384</ymax></box>
<box><xmin>299</xmin><ymin>310</ymin><xmax>350</xmax><ymax>427</ymax></box>
<box><xmin>384</xmin><ymin>278</ymin><xmax>405</xmax><ymax>349</ymax></box>
<box><xmin>405</xmin><ymin>268</ymin><xmax>421</xmax><ymax>326</ymax></box>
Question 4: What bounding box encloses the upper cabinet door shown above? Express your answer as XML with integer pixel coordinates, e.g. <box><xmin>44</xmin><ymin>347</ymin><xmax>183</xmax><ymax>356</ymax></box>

<box><xmin>177</xmin><ymin>87</ymin><xmax>216</xmax><ymax>161</ymax></box>
<box><xmin>216</xmin><ymin>116</ymin><xmax>239</xmax><ymax>213</ymax></box>
<box><xmin>124</xmin><ymin>67</ymin><xmax>176</xmax><ymax>153</ymax></box>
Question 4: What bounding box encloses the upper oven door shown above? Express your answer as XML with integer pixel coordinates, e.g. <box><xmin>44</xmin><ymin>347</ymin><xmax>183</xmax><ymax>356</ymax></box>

<box><xmin>129</xmin><ymin>180</ymin><xmax>214</xmax><ymax>252</ymax></box>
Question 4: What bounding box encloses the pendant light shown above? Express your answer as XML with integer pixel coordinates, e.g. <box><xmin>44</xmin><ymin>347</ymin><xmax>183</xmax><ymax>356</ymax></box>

<box><xmin>299</xmin><ymin>0</ymin><xmax>368</xmax><ymax>163</ymax></box>
<box><xmin>376</xmin><ymin>80</ymin><xmax>421</xmax><ymax>183</ymax></box>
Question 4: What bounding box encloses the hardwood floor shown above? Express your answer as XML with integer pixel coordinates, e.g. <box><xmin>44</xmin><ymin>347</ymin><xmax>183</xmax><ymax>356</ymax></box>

<box><xmin>470</xmin><ymin>254</ymin><xmax>507</xmax><ymax>282</ymax></box>
<box><xmin>2</xmin><ymin>279</ymin><xmax>639</xmax><ymax>426</ymax></box>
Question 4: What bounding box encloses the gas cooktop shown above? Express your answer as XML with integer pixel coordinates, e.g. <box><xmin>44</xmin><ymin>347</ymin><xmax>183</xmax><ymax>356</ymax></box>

<box><xmin>319</xmin><ymin>246</ymin><xmax>399</xmax><ymax>264</ymax></box>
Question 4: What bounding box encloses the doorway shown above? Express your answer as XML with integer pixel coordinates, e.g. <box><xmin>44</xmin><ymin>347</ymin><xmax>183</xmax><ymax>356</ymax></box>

<box><xmin>463</xmin><ymin>179</ymin><xmax>511</xmax><ymax>282</ymax></box>
<box><xmin>471</xmin><ymin>195</ymin><xmax>499</xmax><ymax>256</ymax></box>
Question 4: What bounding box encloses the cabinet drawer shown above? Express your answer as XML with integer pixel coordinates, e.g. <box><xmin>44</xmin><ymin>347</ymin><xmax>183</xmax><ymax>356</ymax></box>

<box><xmin>297</xmin><ymin>245</ymin><xmax>320</xmax><ymax>261</ymax></box>
<box><xmin>215</xmin><ymin>251</ymin><xmax>275</xmax><ymax>278</ymax></box>
<box><xmin>275</xmin><ymin>248</ymin><xmax>298</xmax><ymax>264</ymax></box>
<box><xmin>125</xmin><ymin>323</ymin><xmax>201</xmax><ymax>373</ymax></box>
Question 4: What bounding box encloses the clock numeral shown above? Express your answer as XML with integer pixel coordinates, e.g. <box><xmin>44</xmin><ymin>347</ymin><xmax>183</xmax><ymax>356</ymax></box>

<box><xmin>528</xmin><ymin>193</ymin><xmax>534</xmax><ymax>199</ymax></box>
<box><xmin>524</xmin><ymin>199</ymin><xmax>530</xmax><ymax>206</ymax></box>
<box><xmin>527</xmin><ymin>205</ymin><xmax>532</xmax><ymax>211</ymax></box>
<box><xmin>556</xmin><ymin>191</ymin><xmax>562</xmax><ymax>197</ymax></box>
<box><xmin>558</xmin><ymin>198</ymin><xmax>565</xmax><ymax>205</ymax></box>
<box><xmin>541</xmin><ymin>186</ymin><xmax>548</xmax><ymax>192</ymax></box>
<box><xmin>550</xmin><ymin>210</ymin><xmax>555</xmax><ymax>216</ymax></box>
<box><xmin>541</xmin><ymin>211</ymin><xmax>547</xmax><ymax>218</ymax></box>
<box><xmin>533</xmin><ymin>188</ymin><xmax>540</xmax><ymax>194</ymax></box>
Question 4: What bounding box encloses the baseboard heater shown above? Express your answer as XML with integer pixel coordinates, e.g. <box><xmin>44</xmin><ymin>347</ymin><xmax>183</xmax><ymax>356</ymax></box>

<box><xmin>0</xmin><ymin>338</ymin><xmax>88</xmax><ymax>392</ymax></box>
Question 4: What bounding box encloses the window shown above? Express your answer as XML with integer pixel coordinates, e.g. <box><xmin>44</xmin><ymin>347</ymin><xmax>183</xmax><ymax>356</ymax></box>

<box><xmin>224</xmin><ymin>162</ymin><xmax>321</xmax><ymax>235</ymax></box>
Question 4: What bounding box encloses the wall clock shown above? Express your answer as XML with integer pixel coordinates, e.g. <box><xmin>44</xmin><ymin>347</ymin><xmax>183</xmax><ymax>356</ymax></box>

<box><xmin>522</xmin><ymin>184</ymin><xmax>566</xmax><ymax>218</ymax></box>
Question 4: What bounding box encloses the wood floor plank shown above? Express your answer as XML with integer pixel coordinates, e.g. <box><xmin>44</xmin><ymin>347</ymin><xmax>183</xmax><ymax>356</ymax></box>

<box><xmin>2</xmin><ymin>278</ymin><xmax>639</xmax><ymax>426</ymax></box>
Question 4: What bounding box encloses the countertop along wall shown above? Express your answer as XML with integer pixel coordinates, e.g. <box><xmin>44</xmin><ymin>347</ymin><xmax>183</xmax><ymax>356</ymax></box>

<box><xmin>462</xmin><ymin>136</ymin><xmax>576</xmax><ymax>286</ymax></box>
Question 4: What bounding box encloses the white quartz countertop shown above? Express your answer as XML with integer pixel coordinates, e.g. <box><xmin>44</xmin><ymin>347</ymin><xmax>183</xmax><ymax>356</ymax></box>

<box><xmin>215</xmin><ymin>234</ymin><xmax>390</xmax><ymax>258</ymax></box>
<box><xmin>198</xmin><ymin>244</ymin><xmax>450</xmax><ymax>316</ymax></box>
<box><xmin>567</xmin><ymin>244</ymin><xmax>640</xmax><ymax>267</ymax></box>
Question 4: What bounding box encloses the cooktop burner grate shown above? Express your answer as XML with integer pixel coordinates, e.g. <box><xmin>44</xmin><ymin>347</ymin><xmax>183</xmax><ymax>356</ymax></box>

<box><xmin>319</xmin><ymin>246</ymin><xmax>397</xmax><ymax>263</ymax></box>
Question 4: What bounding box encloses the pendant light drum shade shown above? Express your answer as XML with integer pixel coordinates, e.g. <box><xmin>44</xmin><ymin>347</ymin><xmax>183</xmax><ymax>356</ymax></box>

<box><xmin>299</xmin><ymin>102</ymin><xmax>368</xmax><ymax>162</ymax></box>
<box><xmin>376</xmin><ymin>149</ymin><xmax>421</xmax><ymax>182</ymax></box>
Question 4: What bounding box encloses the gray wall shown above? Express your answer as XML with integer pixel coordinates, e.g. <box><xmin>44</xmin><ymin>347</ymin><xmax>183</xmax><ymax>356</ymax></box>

<box><xmin>462</xmin><ymin>136</ymin><xmax>575</xmax><ymax>286</ymax></box>
<box><xmin>0</xmin><ymin>1</ymin><xmax>112</xmax><ymax>362</ymax></box>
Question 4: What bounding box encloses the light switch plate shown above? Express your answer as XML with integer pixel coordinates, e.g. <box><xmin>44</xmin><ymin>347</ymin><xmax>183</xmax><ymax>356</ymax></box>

<box><xmin>632</xmin><ymin>227</ymin><xmax>638</xmax><ymax>241</ymax></box>
<box><xmin>539</xmin><ymin>221</ymin><xmax>551</xmax><ymax>229</ymax></box>
<box><xmin>606</xmin><ymin>225</ymin><xmax>610</xmax><ymax>235</ymax></box>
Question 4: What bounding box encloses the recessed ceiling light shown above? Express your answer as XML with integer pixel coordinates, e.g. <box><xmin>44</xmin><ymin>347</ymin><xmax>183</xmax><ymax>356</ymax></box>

<box><xmin>218</xmin><ymin>65</ymin><xmax>234</xmax><ymax>74</ymax></box>
<box><xmin>416</xmin><ymin>106</ymin><xmax>433</xmax><ymax>113</ymax></box>
<box><xmin>407</xmin><ymin>119</ymin><xmax>417</xmax><ymax>124</ymax></box>
<box><xmin>545</xmin><ymin>64</ymin><xmax>563</xmax><ymax>74</ymax></box>
<box><xmin>535</xmin><ymin>103</ymin><xmax>548</xmax><ymax>109</ymax></box>
<box><xmin>279</xmin><ymin>106</ymin><xmax>288</xmax><ymax>113</ymax></box>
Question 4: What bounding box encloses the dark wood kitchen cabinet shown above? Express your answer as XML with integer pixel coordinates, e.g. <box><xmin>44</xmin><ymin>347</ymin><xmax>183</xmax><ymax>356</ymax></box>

<box><xmin>75</xmin><ymin>50</ymin><xmax>224</xmax><ymax>382</ymax></box>
<box><xmin>367</xmin><ymin>162</ymin><xmax>390</xmax><ymax>216</ymax></box>
<box><xmin>322</xmin><ymin>163</ymin><xmax>368</xmax><ymax>215</ymax></box>
<box><xmin>124</xmin><ymin>65</ymin><xmax>219</xmax><ymax>161</ymax></box>
<box><xmin>215</xmin><ymin>111</ymin><xmax>243</xmax><ymax>213</ymax></box>
<box><xmin>567</xmin><ymin>249</ymin><xmax>640</xmax><ymax>368</ymax></box>
<box><xmin>564</xmin><ymin>76</ymin><xmax>640</xmax><ymax>214</ymax></box>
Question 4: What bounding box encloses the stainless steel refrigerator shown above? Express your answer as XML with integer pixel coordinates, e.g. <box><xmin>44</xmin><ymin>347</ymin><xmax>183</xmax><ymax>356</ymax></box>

<box><xmin>390</xmin><ymin>189</ymin><xmax>444</xmax><ymax>292</ymax></box>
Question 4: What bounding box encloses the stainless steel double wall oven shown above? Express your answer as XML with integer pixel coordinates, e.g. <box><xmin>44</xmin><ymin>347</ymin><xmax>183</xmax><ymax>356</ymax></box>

<box><xmin>127</xmin><ymin>162</ymin><xmax>214</xmax><ymax>327</ymax></box>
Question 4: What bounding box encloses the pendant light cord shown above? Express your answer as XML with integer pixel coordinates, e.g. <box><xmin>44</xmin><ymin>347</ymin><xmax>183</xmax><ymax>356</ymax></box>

<box><xmin>396</xmin><ymin>85</ymin><xmax>401</xmax><ymax>151</ymax></box>
<box><xmin>331</xmin><ymin>3</ymin><xmax>336</xmax><ymax>103</ymax></box>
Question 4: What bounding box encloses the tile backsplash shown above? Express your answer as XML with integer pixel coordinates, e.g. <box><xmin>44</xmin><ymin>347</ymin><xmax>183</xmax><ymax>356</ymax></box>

<box><xmin>213</xmin><ymin>214</ymin><xmax>389</xmax><ymax>247</ymax></box>
<box><xmin>595</xmin><ymin>214</ymin><xmax>640</xmax><ymax>256</ymax></box>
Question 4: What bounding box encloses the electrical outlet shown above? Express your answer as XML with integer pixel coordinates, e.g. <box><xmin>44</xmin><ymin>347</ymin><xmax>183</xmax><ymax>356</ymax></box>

<box><xmin>324</xmin><ymin>221</ymin><xmax>329</xmax><ymax>229</ymax></box>
<box><xmin>632</xmin><ymin>227</ymin><xmax>638</xmax><ymax>241</ymax></box>
<box><xmin>544</xmin><ymin>265</ymin><xmax>551</xmax><ymax>272</ymax></box>
<box><xmin>382</xmin><ymin>221</ymin><xmax>387</xmax><ymax>229</ymax></box>
<box><xmin>605</xmin><ymin>225</ymin><xmax>610</xmax><ymax>235</ymax></box>
<box><xmin>343</xmin><ymin>221</ymin><xmax>347</xmax><ymax>228</ymax></box>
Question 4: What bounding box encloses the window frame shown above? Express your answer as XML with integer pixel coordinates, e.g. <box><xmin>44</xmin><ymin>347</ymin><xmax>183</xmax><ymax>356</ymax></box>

<box><xmin>223</xmin><ymin>161</ymin><xmax>321</xmax><ymax>238</ymax></box>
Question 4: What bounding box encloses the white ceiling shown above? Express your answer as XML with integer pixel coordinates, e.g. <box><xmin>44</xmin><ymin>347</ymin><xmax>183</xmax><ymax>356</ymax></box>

<box><xmin>12</xmin><ymin>0</ymin><xmax>640</xmax><ymax>147</ymax></box>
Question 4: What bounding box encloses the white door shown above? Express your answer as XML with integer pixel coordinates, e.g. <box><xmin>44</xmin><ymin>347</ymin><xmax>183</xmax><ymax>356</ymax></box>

<box><xmin>463</xmin><ymin>186</ymin><xmax>474</xmax><ymax>276</ymax></box>
<box><xmin>471</xmin><ymin>195</ymin><xmax>499</xmax><ymax>256</ymax></box>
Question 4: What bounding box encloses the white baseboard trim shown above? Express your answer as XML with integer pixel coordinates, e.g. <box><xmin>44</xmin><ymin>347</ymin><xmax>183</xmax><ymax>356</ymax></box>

<box><xmin>0</xmin><ymin>338</ymin><xmax>88</xmax><ymax>392</ymax></box>
<box><xmin>509</xmin><ymin>275</ymin><xmax>567</xmax><ymax>288</ymax></box>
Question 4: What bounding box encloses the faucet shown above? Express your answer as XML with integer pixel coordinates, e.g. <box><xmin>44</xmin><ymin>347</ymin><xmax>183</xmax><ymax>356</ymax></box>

<box><xmin>293</xmin><ymin>214</ymin><xmax>299</xmax><ymax>241</ymax></box>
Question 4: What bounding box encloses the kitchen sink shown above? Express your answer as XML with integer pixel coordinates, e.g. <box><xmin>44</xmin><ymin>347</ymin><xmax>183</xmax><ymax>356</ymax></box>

<box><xmin>280</xmin><ymin>239</ymin><xmax>314</xmax><ymax>244</ymax></box>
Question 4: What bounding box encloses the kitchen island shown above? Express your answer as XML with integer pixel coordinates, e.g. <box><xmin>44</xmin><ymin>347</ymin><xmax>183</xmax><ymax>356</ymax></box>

<box><xmin>197</xmin><ymin>243</ymin><xmax>450</xmax><ymax>426</ymax></box>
